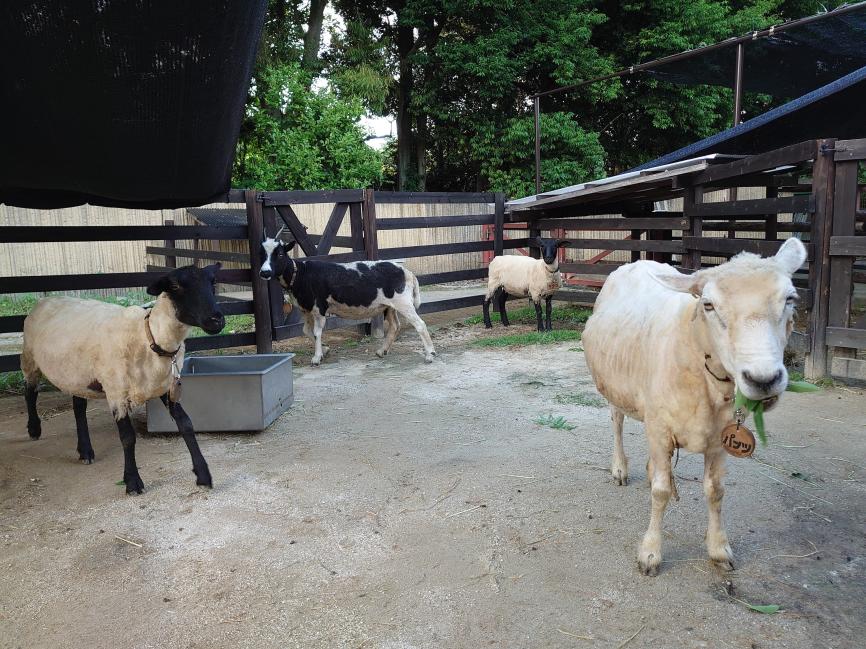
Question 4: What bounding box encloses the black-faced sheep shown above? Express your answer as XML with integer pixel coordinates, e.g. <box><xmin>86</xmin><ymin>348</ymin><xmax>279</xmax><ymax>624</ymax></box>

<box><xmin>21</xmin><ymin>264</ymin><xmax>225</xmax><ymax>495</ymax></box>
<box><xmin>483</xmin><ymin>237</ymin><xmax>568</xmax><ymax>331</ymax></box>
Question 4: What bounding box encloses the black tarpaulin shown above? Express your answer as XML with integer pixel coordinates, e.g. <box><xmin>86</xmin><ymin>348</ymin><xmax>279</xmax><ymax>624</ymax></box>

<box><xmin>634</xmin><ymin>64</ymin><xmax>866</xmax><ymax>170</ymax></box>
<box><xmin>647</xmin><ymin>6</ymin><xmax>866</xmax><ymax>99</ymax></box>
<box><xmin>0</xmin><ymin>1</ymin><xmax>266</xmax><ymax>209</ymax></box>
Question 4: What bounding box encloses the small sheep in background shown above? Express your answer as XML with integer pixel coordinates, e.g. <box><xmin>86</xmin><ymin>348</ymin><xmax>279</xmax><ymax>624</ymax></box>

<box><xmin>21</xmin><ymin>264</ymin><xmax>225</xmax><ymax>495</ymax></box>
<box><xmin>482</xmin><ymin>237</ymin><xmax>568</xmax><ymax>331</ymax></box>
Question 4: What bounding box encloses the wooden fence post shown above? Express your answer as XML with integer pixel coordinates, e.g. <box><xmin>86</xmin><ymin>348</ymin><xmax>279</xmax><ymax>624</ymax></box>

<box><xmin>362</xmin><ymin>189</ymin><xmax>384</xmax><ymax>337</ymax></box>
<box><xmin>245</xmin><ymin>190</ymin><xmax>273</xmax><ymax>354</ymax></box>
<box><xmin>262</xmin><ymin>205</ymin><xmax>292</xmax><ymax>330</ymax></box>
<box><xmin>804</xmin><ymin>139</ymin><xmax>836</xmax><ymax>379</ymax></box>
<box><xmin>682</xmin><ymin>184</ymin><xmax>704</xmax><ymax>270</ymax></box>
<box><xmin>826</xmin><ymin>158</ymin><xmax>859</xmax><ymax>374</ymax></box>
<box><xmin>493</xmin><ymin>193</ymin><xmax>505</xmax><ymax>258</ymax></box>
<box><xmin>163</xmin><ymin>219</ymin><xmax>177</xmax><ymax>268</ymax></box>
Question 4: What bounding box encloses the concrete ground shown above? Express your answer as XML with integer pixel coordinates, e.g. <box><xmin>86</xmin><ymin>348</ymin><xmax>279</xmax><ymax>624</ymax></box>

<box><xmin>0</xmin><ymin>319</ymin><xmax>864</xmax><ymax>649</ymax></box>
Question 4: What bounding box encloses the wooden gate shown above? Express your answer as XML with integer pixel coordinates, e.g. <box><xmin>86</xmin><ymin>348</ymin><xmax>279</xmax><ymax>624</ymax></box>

<box><xmin>826</xmin><ymin>138</ymin><xmax>866</xmax><ymax>380</ymax></box>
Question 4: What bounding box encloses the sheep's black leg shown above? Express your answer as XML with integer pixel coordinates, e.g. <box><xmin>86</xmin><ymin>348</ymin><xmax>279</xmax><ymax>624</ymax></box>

<box><xmin>72</xmin><ymin>397</ymin><xmax>95</xmax><ymax>464</ymax></box>
<box><xmin>160</xmin><ymin>395</ymin><xmax>212</xmax><ymax>488</ymax></box>
<box><xmin>497</xmin><ymin>288</ymin><xmax>510</xmax><ymax>326</ymax></box>
<box><xmin>24</xmin><ymin>383</ymin><xmax>41</xmax><ymax>440</ymax></box>
<box><xmin>115</xmin><ymin>416</ymin><xmax>144</xmax><ymax>494</ymax></box>
<box><xmin>482</xmin><ymin>296</ymin><xmax>493</xmax><ymax>328</ymax></box>
<box><xmin>545</xmin><ymin>296</ymin><xmax>553</xmax><ymax>331</ymax></box>
<box><xmin>534</xmin><ymin>300</ymin><xmax>544</xmax><ymax>331</ymax></box>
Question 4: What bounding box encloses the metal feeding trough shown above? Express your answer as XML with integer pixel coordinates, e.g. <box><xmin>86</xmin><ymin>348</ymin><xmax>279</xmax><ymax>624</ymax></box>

<box><xmin>146</xmin><ymin>354</ymin><xmax>295</xmax><ymax>433</ymax></box>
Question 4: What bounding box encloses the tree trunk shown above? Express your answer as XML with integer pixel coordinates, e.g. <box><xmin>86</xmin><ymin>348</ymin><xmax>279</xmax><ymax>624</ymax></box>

<box><xmin>396</xmin><ymin>21</ymin><xmax>415</xmax><ymax>191</ymax></box>
<box><xmin>302</xmin><ymin>0</ymin><xmax>328</xmax><ymax>79</ymax></box>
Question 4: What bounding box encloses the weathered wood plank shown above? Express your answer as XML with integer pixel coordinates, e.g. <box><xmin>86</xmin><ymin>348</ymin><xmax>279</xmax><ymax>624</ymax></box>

<box><xmin>375</xmin><ymin>214</ymin><xmax>496</xmax><ymax>229</ymax></box>
<box><xmin>417</xmin><ymin>268</ymin><xmax>489</xmax><ymax>286</ymax></box>
<box><xmin>559</xmin><ymin>263</ymin><xmax>622</xmax><ymax>275</ymax></box>
<box><xmin>561</xmin><ymin>238</ymin><xmax>684</xmax><ymax>253</ymax></box>
<box><xmin>145</xmin><ymin>246</ymin><xmax>249</xmax><ymax>264</ymax></box>
<box><xmin>362</xmin><ymin>189</ymin><xmax>379</xmax><ymax>261</ymax></box>
<box><xmin>0</xmin><ymin>225</ymin><xmax>248</xmax><ymax>243</ymax></box>
<box><xmin>494</xmin><ymin>193</ymin><xmax>505</xmax><ymax>258</ymax></box>
<box><xmin>275</xmin><ymin>205</ymin><xmax>317</xmax><ymax>257</ymax></box>
<box><xmin>534</xmin><ymin>217</ymin><xmax>688</xmax><ymax>231</ymax></box>
<box><xmin>680</xmin><ymin>237</ymin><xmax>788</xmax><ymax>257</ymax></box>
<box><xmin>830</xmin><ymin>356</ymin><xmax>866</xmax><ymax>380</ymax></box>
<box><xmin>0</xmin><ymin>315</ymin><xmax>26</xmax><ymax>334</ymax></box>
<box><xmin>687</xmin><ymin>195</ymin><xmax>813</xmax><ymax>217</ymax></box>
<box><xmin>829</xmin><ymin>236</ymin><xmax>866</xmax><ymax>256</ymax></box>
<box><xmin>374</xmin><ymin>191</ymin><xmax>496</xmax><ymax>204</ymax></box>
<box><xmin>262</xmin><ymin>189</ymin><xmax>364</xmax><ymax>205</ymax></box>
<box><xmin>1</xmin><ymin>269</ymin><xmax>251</xmax><ymax>294</ymax></box>
<box><xmin>316</xmin><ymin>203</ymin><xmax>349</xmax><ymax>255</ymax></box>
<box><xmin>0</xmin><ymin>354</ymin><xmax>21</xmax><ymax>373</ymax></box>
<box><xmin>246</xmin><ymin>190</ymin><xmax>273</xmax><ymax>354</ymax></box>
<box><xmin>787</xmin><ymin>330</ymin><xmax>811</xmax><ymax>353</ymax></box>
<box><xmin>826</xmin><ymin>327</ymin><xmax>866</xmax><ymax>348</ymax></box>
<box><xmin>833</xmin><ymin>138</ymin><xmax>866</xmax><ymax>161</ymax></box>
<box><xmin>691</xmin><ymin>140</ymin><xmax>816</xmax><ymax>185</ymax></box>
<box><xmin>805</xmin><ymin>139</ymin><xmax>835</xmax><ymax>379</ymax></box>
<box><xmin>184</xmin><ymin>332</ymin><xmax>257</xmax><ymax>352</ymax></box>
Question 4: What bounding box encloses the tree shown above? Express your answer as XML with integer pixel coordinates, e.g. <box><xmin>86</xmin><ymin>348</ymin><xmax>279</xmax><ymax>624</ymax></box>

<box><xmin>233</xmin><ymin>63</ymin><xmax>383</xmax><ymax>190</ymax></box>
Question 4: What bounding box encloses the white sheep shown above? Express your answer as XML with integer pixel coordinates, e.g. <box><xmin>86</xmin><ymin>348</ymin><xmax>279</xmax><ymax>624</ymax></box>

<box><xmin>582</xmin><ymin>238</ymin><xmax>807</xmax><ymax>575</ymax></box>
<box><xmin>482</xmin><ymin>237</ymin><xmax>568</xmax><ymax>331</ymax></box>
<box><xmin>21</xmin><ymin>264</ymin><xmax>225</xmax><ymax>495</ymax></box>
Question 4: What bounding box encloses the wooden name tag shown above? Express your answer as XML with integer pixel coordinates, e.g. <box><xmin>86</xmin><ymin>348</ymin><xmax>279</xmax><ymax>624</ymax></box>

<box><xmin>721</xmin><ymin>423</ymin><xmax>755</xmax><ymax>458</ymax></box>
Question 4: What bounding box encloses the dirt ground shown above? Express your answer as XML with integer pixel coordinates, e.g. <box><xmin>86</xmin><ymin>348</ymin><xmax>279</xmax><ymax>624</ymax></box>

<box><xmin>1</xmin><ymin>317</ymin><xmax>864</xmax><ymax>649</ymax></box>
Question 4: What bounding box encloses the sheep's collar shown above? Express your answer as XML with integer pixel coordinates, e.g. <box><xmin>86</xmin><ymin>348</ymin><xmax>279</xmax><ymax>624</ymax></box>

<box><xmin>144</xmin><ymin>312</ymin><xmax>181</xmax><ymax>358</ymax></box>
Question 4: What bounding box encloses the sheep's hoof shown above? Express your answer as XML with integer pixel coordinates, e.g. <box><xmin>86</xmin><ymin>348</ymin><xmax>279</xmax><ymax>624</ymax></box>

<box><xmin>375</xmin><ymin>348</ymin><xmax>387</xmax><ymax>358</ymax></box>
<box><xmin>194</xmin><ymin>465</ymin><xmax>213</xmax><ymax>488</ymax></box>
<box><xmin>712</xmin><ymin>558</ymin><xmax>735</xmax><ymax>572</ymax></box>
<box><xmin>27</xmin><ymin>422</ymin><xmax>41</xmax><ymax>440</ymax></box>
<box><xmin>311</xmin><ymin>358</ymin><xmax>322</xmax><ymax>367</ymax></box>
<box><xmin>637</xmin><ymin>553</ymin><xmax>661</xmax><ymax>577</ymax></box>
<box><xmin>424</xmin><ymin>352</ymin><xmax>436</xmax><ymax>363</ymax></box>
<box><xmin>124</xmin><ymin>473</ymin><xmax>145</xmax><ymax>495</ymax></box>
<box><xmin>79</xmin><ymin>448</ymin><xmax>95</xmax><ymax>464</ymax></box>
<box><xmin>612</xmin><ymin>468</ymin><xmax>628</xmax><ymax>486</ymax></box>
<box><xmin>483</xmin><ymin>322</ymin><xmax>492</xmax><ymax>329</ymax></box>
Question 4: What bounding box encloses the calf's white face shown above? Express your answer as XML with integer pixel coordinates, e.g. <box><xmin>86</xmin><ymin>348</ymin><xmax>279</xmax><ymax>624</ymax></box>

<box><xmin>656</xmin><ymin>238</ymin><xmax>807</xmax><ymax>401</ymax></box>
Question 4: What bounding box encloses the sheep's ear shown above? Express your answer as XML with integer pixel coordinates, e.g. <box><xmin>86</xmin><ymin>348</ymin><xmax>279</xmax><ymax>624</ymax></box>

<box><xmin>556</xmin><ymin>239</ymin><xmax>569</xmax><ymax>248</ymax></box>
<box><xmin>528</xmin><ymin>237</ymin><xmax>541</xmax><ymax>248</ymax></box>
<box><xmin>651</xmin><ymin>270</ymin><xmax>705</xmax><ymax>296</ymax></box>
<box><xmin>147</xmin><ymin>275</ymin><xmax>173</xmax><ymax>296</ymax></box>
<box><xmin>774</xmin><ymin>237</ymin><xmax>807</xmax><ymax>276</ymax></box>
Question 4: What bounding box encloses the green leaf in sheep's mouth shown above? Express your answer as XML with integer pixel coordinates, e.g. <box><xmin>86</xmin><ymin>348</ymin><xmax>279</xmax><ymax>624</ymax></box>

<box><xmin>734</xmin><ymin>380</ymin><xmax>822</xmax><ymax>446</ymax></box>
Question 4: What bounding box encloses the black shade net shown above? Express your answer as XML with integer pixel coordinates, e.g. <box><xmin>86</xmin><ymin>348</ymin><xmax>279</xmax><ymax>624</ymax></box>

<box><xmin>0</xmin><ymin>0</ymin><xmax>266</xmax><ymax>209</ymax></box>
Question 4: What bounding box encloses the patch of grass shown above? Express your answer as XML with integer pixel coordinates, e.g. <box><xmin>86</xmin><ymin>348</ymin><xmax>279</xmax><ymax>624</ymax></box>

<box><xmin>464</xmin><ymin>304</ymin><xmax>592</xmax><ymax>327</ymax></box>
<box><xmin>471</xmin><ymin>329</ymin><xmax>581</xmax><ymax>347</ymax></box>
<box><xmin>787</xmin><ymin>369</ymin><xmax>834</xmax><ymax>388</ymax></box>
<box><xmin>0</xmin><ymin>371</ymin><xmax>27</xmax><ymax>394</ymax></box>
<box><xmin>0</xmin><ymin>292</ymin><xmax>151</xmax><ymax>317</ymax></box>
<box><xmin>188</xmin><ymin>313</ymin><xmax>255</xmax><ymax>338</ymax></box>
<box><xmin>554</xmin><ymin>392</ymin><xmax>607</xmax><ymax>408</ymax></box>
<box><xmin>534</xmin><ymin>414</ymin><xmax>576</xmax><ymax>431</ymax></box>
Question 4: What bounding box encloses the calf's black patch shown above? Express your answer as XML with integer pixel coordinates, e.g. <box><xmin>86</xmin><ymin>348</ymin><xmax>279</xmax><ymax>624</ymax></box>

<box><xmin>282</xmin><ymin>260</ymin><xmax>407</xmax><ymax>316</ymax></box>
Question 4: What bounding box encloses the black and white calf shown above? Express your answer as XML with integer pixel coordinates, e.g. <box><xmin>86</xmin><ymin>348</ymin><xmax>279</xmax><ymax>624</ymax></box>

<box><xmin>260</xmin><ymin>233</ymin><xmax>436</xmax><ymax>365</ymax></box>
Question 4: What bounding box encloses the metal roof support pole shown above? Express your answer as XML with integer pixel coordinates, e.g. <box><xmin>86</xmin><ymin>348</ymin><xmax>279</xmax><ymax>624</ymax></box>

<box><xmin>729</xmin><ymin>43</ymin><xmax>745</xmax><ymax>215</ymax></box>
<box><xmin>534</xmin><ymin>96</ymin><xmax>542</xmax><ymax>195</ymax></box>
<box><xmin>733</xmin><ymin>43</ymin><xmax>744</xmax><ymax>126</ymax></box>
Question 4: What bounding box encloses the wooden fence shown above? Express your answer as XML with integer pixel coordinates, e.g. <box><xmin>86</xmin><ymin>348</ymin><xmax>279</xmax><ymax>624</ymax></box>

<box><xmin>2</xmin><ymin>141</ymin><xmax>863</xmax><ymax>378</ymax></box>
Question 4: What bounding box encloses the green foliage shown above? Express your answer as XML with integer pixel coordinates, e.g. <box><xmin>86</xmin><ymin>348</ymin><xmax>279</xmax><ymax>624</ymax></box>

<box><xmin>234</xmin><ymin>63</ymin><xmax>383</xmax><ymax>191</ymax></box>
<box><xmin>534</xmin><ymin>414</ymin><xmax>577</xmax><ymax>431</ymax></box>
<box><xmin>465</xmin><ymin>304</ymin><xmax>592</xmax><ymax>327</ymax></box>
<box><xmin>471</xmin><ymin>330</ymin><xmax>582</xmax><ymax>347</ymax></box>
<box><xmin>0</xmin><ymin>371</ymin><xmax>27</xmax><ymax>394</ymax></box>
